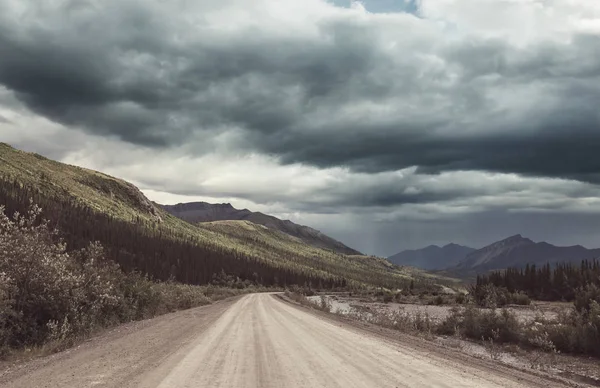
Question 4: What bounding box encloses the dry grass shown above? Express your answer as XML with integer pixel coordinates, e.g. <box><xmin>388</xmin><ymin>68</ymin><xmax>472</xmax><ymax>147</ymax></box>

<box><xmin>295</xmin><ymin>292</ymin><xmax>600</xmax><ymax>361</ymax></box>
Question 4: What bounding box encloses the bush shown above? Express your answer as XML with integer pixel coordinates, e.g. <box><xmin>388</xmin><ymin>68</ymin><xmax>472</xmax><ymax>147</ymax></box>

<box><xmin>0</xmin><ymin>205</ymin><xmax>125</xmax><ymax>347</ymax></box>
<box><xmin>439</xmin><ymin>305</ymin><xmax>522</xmax><ymax>343</ymax></box>
<box><xmin>508</xmin><ymin>292</ymin><xmax>531</xmax><ymax>306</ymax></box>
<box><xmin>574</xmin><ymin>284</ymin><xmax>600</xmax><ymax>315</ymax></box>
<box><xmin>470</xmin><ymin>284</ymin><xmax>530</xmax><ymax>308</ymax></box>
<box><xmin>543</xmin><ymin>300</ymin><xmax>600</xmax><ymax>357</ymax></box>
<box><xmin>319</xmin><ymin>295</ymin><xmax>332</xmax><ymax>312</ymax></box>
<box><xmin>0</xmin><ymin>204</ymin><xmax>247</xmax><ymax>354</ymax></box>
<box><xmin>438</xmin><ymin>302</ymin><xmax>599</xmax><ymax>358</ymax></box>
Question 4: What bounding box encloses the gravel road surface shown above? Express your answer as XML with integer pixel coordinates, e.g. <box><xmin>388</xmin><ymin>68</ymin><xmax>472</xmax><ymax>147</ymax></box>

<box><xmin>0</xmin><ymin>293</ymin><xmax>575</xmax><ymax>388</ymax></box>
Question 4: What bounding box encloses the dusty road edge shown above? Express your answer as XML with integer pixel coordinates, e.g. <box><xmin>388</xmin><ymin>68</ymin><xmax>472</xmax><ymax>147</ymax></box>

<box><xmin>274</xmin><ymin>293</ymin><xmax>584</xmax><ymax>388</ymax></box>
<box><xmin>0</xmin><ymin>295</ymin><xmax>244</xmax><ymax>384</ymax></box>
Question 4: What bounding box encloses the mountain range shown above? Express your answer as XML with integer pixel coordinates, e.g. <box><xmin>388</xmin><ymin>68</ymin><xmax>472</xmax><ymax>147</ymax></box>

<box><xmin>456</xmin><ymin>234</ymin><xmax>600</xmax><ymax>272</ymax></box>
<box><xmin>387</xmin><ymin>243</ymin><xmax>475</xmax><ymax>270</ymax></box>
<box><xmin>389</xmin><ymin>234</ymin><xmax>600</xmax><ymax>273</ymax></box>
<box><xmin>159</xmin><ymin>202</ymin><xmax>361</xmax><ymax>255</ymax></box>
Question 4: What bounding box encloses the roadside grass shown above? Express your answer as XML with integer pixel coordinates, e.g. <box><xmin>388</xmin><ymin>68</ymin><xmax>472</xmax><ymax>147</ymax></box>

<box><xmin>286</xmin><ymin>291</ymin><xmax>600</xmax><ymax>361</ymax></box>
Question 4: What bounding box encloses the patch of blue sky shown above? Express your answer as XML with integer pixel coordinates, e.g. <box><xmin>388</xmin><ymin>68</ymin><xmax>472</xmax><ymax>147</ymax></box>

<box><xmin>329</xmin><ymin>0</ymin><xmax>420</xmax><ymax>15</ymax></box>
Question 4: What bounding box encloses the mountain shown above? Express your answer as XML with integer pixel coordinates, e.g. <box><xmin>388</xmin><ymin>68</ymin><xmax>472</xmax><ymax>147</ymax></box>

<box><xmin>387</xmin><ymin>243</ymin><xmax>475</xmax><ymax>270</ymax></box>
<box><xmin>0</xmin><ymin>142</ymin><xmax>433</xmax><ymax>289</ymax></box>
<box><xmin>160</xmin><ymin>202</ymin><xmax>361</xmax><ymax>255</ymax></box>
<box><xmin>454</xmin><ymin>234</ymin><xmax>600</xmax><ymax>272</ymax></box>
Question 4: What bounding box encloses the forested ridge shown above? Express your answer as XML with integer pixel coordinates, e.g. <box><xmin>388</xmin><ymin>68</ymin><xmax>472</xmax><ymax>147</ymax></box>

<box><xmin>0</xmin><ymin>143</ymin><xmax>421</xmax><ymax>290</ymax></box>
<box><xmin>0</xmin><ymin>177</ymin><xmax>341</xmax><ymax>288</ymax></box>
<box><xmin>473</xmin><ymin>259</ymin><xmax>600</xmax><ymax>301</ymax></box>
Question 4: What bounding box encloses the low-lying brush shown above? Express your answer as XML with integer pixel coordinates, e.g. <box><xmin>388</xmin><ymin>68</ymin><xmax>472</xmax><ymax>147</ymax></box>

<box><xmin>438</xmin><ymin>306</ymin><xmax>522</xmax><ymax>343</ymax></box>
<box><xmin>292</xmin><ymin>290</ymin><xmax>599</xmax><ymax>359</ymax></box>
<box><xmin>283</xmin><ymin>291</ymin><xmax>332</xmax><ymax>312</ymax></box>
<box><xmin>470</xmin><ymin>284</ymin><xmax>531</xmax><ymax>308</ymax></box>
<box><xmin>436</xmin><ymin>302</ymin><xmax>598</xmax><ymax>358</ymax></box>
<box><xmin>0</xmin><ymin>204</ymin><xmax>266</xmax><ymax>357</ymax></box>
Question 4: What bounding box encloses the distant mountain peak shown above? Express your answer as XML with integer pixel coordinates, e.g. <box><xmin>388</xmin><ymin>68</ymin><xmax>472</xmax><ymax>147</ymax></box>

<box><xmin>483</xmin><ymin>234</ymin><xmax>534</xmax><ymax>248</ymax></box>
<box><xmin>504</xmin><ymin>234</ymin><xmax>526</xmax><ymax>241</ymax></box>
<box><xmin>443</xmin><ymin>243</ymin><xmax>461</xmax><ymax>248</ymax></box>
<box><xmin>387</xmin><ymin>243</ymin><xmax>475</xmax><ymax>270</ymax></box>
<box><xmin>453</xmin><ymin>235</ymin><xmax>599</xmax><ymax>273</ymax></box>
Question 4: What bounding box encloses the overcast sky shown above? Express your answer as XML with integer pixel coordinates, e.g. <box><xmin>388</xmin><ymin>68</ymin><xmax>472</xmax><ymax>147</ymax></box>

<box><xmin>1</xmin><ymin>0</ymin><xmax>600</xmax><ymax>256</ymax></box>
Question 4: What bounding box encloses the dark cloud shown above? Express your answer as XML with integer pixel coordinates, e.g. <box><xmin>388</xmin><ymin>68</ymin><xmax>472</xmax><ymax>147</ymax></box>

<box><xmin>2</xmin><ymin>0</ymin><xmax>600</xmax><ymax>258</ymax></box>
<box><xmin>1</xmin><ymin>0</ymin><xmax>598</xmax><ymax>185</ymax></box>
<box><xmin>1</xmin><ymin>1</ymin><xmax>599</xmax><ymax>186</ymax></box>
<box><xmin>268</xmin><ymin>117</ymin><xmax>600</xmax><ymax>182</ymax></box>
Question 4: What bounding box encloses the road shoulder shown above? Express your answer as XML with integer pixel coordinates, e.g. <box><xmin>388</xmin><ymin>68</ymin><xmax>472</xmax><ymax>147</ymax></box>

<box><xmin>0</xmin><ymin>297</ymin><xmax>241</xmax><ymax>388</ymax></box>
<box><xmin>274</xmin><ymin>293</ymin><xmax>583</xmax><ymax>388</ymax></box>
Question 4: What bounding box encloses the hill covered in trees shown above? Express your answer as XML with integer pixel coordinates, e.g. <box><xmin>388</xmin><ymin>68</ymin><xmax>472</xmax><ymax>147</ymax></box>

<box><xmin>0</xmin><ymin>143</ymin><xmax>436</xmax><ymax>290</ymax></box>
<box><xmin>160</xmin><ymin>201</ymin><xmax>361</xmax><ymax>255</ymax></box>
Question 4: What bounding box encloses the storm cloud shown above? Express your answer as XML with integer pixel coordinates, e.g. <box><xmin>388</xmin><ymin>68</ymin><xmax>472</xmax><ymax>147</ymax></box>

<box><xmin>1</xmin><ymin>0</ymin><xmax>600</xmax><ymax>254</ymax></box>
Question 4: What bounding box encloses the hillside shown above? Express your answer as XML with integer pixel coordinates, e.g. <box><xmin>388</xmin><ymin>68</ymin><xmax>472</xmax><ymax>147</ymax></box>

<box><xmin>454</xmin><ymin>234</ymin><xmax>600</xmax><ymax>272</ymax></box>
<box><xmin>388</xmin><ymin>243</ymin><xmax>475</xmax><ymax>270</ymax></box>
<box><xmin>160</xmin><ymin>202</ymin><xmax>361</xmax><ymax>255</ymax></box>
<box><xmin>0</xmin><ymin>143</ymin><xmax>435</xmax><ymax>289</ymax></box>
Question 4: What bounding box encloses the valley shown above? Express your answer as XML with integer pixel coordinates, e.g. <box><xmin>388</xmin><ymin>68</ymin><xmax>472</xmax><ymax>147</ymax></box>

<box><xmin>1</xmin><ymin>142</ymin><xmax>599</xmax><ymax>387</ymax></box>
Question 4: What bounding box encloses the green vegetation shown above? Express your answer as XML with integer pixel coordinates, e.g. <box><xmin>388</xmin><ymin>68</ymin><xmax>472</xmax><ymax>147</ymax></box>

<box><xmin>0</xmin><ymin>203</ymin><xmax>261</xmax><ymax>355</ymax></box>
<box><xmin>0</xmin><ymin>142</ymin><xmax>459</xmax><ymax>357</ymax></box>
<box><xmin>437</xmin><ymin>296</ymin><xmax>600</xmax><ymax>358</ymax></box>
<box><xmin>473</xmin><ymin>260</ymin><xmax>600</xmax><ymax>301</ymax></box>
<box><xmin>463</xmin><ymin>261</ymin><xmax>600</xmax><ymax>356</ymax></box>
<box><xmin>0</xmin><ymin>143</ymin><xmax>441</xmax><ymax>291</ymax></box>
<box><xmin>469</xmin><ymin>284</ymin><xmax>531</xmax><ymax>308</ymax></box>
<box><xmin>291</xmin><ymin>280</ymin><xmax>600</xmax><ymax>359</ymax></box>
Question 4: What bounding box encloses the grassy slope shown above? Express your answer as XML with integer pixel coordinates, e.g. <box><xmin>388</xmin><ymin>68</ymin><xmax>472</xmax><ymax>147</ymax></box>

<box><xmin>0</xmin><ymin>143</ymin><xmax>451</xmax><ymax>288</ymax></box>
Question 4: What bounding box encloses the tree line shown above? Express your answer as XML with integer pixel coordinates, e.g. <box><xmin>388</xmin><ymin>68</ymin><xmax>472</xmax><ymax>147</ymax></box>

<box><xmin>0</xmin><ymin>175</ymin><xmax>349</xmax><ymax>290</ymax></box>
<box><xmin>473</xmin><ymin>259</ymin><xmax>600</xmax><ymax>301</ymax></box>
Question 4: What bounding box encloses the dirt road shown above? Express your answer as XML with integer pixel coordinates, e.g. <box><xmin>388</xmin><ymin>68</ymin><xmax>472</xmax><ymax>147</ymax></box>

<box><xmin>0</xmin><ymin>294</ymin><xmax>574</xmax><ymax>388</ymax></box>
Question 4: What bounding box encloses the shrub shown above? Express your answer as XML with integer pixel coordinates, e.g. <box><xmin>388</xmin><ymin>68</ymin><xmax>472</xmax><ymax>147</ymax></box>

<box><xmin>440</xmin><ymin>305</ymin><xmax>522</xmax><ymax>343</ymax></box>
<box><xmin>508</xmin><ymin>292</ymin><xmax>531</xmax><ymax>306</ymax></box>
<box><xmin>470</xmin><ymin>284</ymin><xmax>499</xmax><ymax>308</ymax></box>
<box><xmin>437</xmin><ymin>306</ymin><xmax>463</xmax><ymax>335</ymax></box>
<box><xmin>574</xmin><ymin>284</ymin><xmax>600</xmax><ymax>315</ymax></box>
<box><xmin>455</xmin><ymin>293</ymin><xmax>466</xmax><ymax>304</ymax></box>
<box><xmin>0</xmin><ymin>204</ymin><xmax>247</xmax><ymax>355</ymax></box>
<box><xmin>470</xmin><ymin>284</ymin><xmax>530</xmax><ymax>308</ymax></box>
<box><xmin>319</xmin><ymin>295</ymin><xmax>332</xmax><ymax>312</ymax></box>
<box><xmin>0</xmin><ymin>205</ymin><xmax>124</xmax><ymax>347</ymax></box>
<box><xmin>543</xmin><ymin>301</ymin><xmax>600</xmax><ymax>357</ymax></box>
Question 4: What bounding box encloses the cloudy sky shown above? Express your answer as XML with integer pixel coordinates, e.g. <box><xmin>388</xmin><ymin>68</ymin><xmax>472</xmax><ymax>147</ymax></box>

<box><xmin>1</xmin><ymin>0</ymin><xmax>600</xmax><ymax>256</ymax></box>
